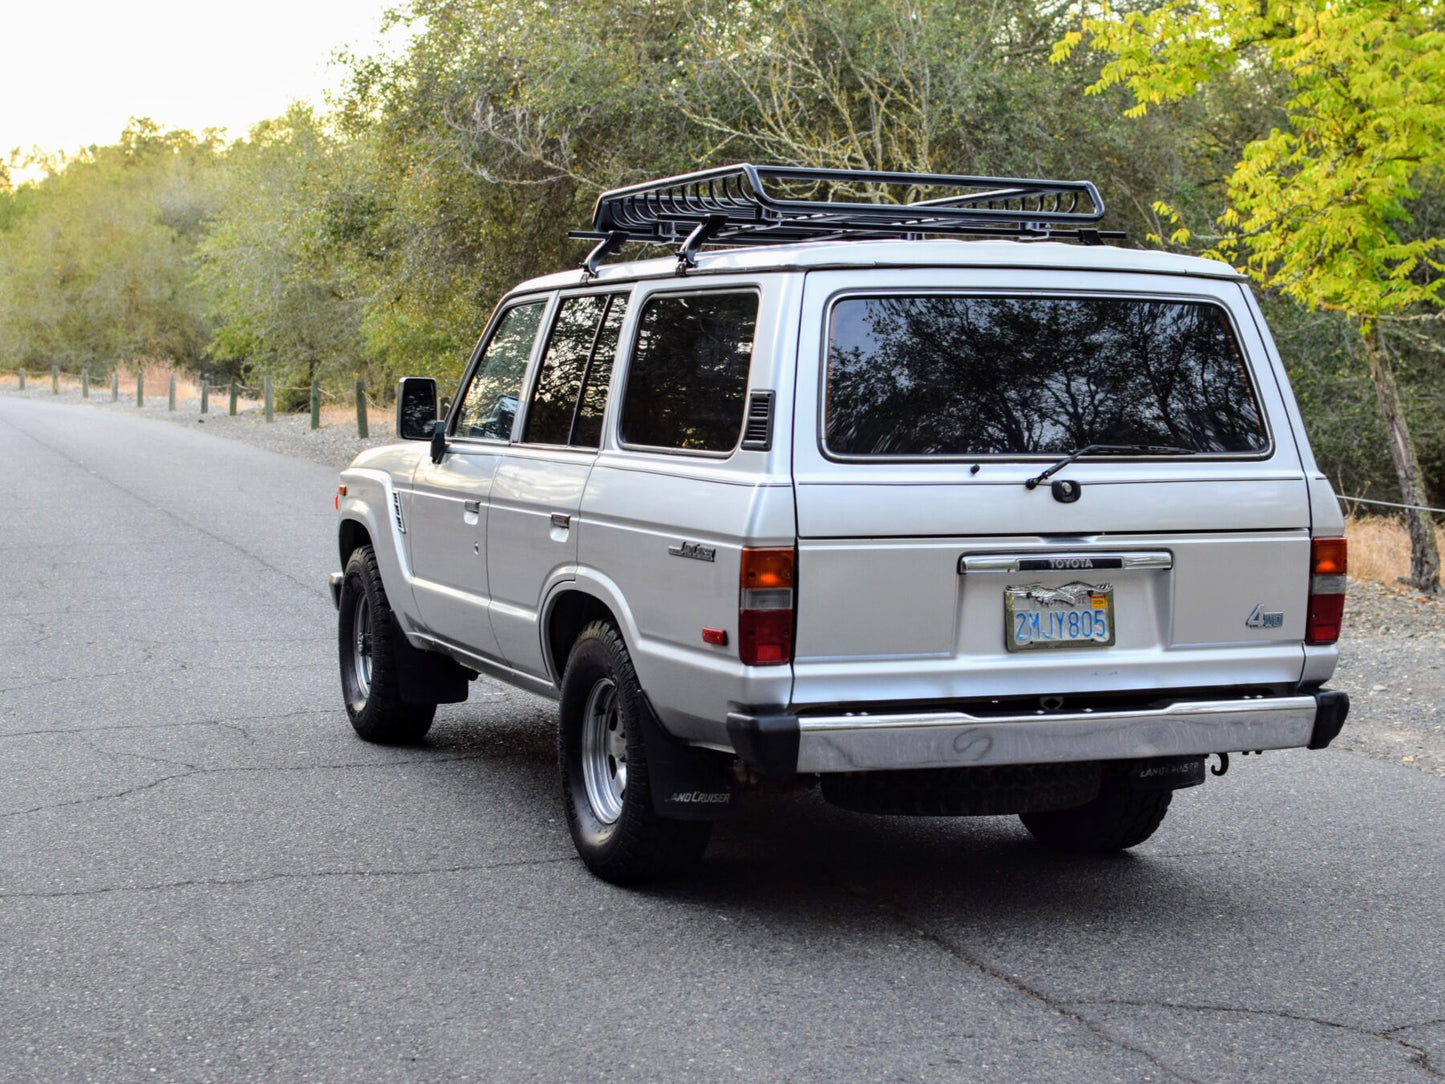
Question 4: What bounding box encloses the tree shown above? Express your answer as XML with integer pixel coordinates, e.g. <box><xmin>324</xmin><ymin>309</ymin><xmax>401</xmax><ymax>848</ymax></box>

<box><xmin>1057</xmin><ymin>0</ymin><xmax>1445</xmax><ymax>592</ymax></box>
<box><xmin>194</xmin><ymin>107</ymin><xmax>375</xmax><ymax>404</ymax></box>
<box><xmin>0</xmin><ymin>121</ymin><xmax>221</xmax><ymax>373</ymax></box>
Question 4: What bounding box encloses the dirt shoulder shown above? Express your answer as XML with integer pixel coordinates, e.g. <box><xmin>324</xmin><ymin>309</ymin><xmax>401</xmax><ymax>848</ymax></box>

<box><xmin>1333</xmin><ymin>580</ymin><xmax>1445</xmax><ymax>776</ymax></box>
<box><xmin>5</xmin><ymin>383</ymin><xmax>1441</xmax><ymax>776</ymax></box>
<box><xmin>1</xmin><ymin>381</ymin><xmax>394</xmax><ymax>471</ymax></box>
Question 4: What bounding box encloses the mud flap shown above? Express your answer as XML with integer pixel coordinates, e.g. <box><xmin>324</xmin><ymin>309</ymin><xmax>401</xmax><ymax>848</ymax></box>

<box><xmin>391</xmin><ymin>617</ymin><xmax>473</xmax><ymax>704</ymax></box>
<box><xmin>636</xmin><ymin>698</ymin><xmax>734</xmax><ymax>820</ymax></box>
<box><xmin>1121</xmin><ymin>755</ymin><xmax>1206</xmax><ymax>791</ymax></box>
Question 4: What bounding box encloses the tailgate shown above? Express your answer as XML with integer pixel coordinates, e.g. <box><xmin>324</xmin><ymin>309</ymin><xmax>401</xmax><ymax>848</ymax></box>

<box><xmin>788</xmin><ymin>267</ymin><xmax>1312</xmax><ymax>710</ymax></box>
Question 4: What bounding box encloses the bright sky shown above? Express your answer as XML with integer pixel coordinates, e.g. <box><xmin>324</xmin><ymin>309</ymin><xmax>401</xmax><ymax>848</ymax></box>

<box><xmin>2</xmin><ymin>0</ymin><xmax>404</xmax><ymax>179</ymax></box>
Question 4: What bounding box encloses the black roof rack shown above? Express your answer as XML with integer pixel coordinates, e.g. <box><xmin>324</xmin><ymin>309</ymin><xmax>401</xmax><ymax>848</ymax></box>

<box><xmin>572</xmin><ymin>164</ymin><xmax>1121</xmax><ymax>274</ymax></box>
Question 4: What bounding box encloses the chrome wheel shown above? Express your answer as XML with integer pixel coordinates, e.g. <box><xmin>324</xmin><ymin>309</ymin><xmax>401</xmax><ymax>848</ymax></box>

<box><xmin>581</xmin><ymin>677</ymin><xmax>625</xmax><ymax>824</ymax></box>
<box><xmin>351</xmin><ymin>593</ymin><xmax>373</xmax><ymax>701</ymax></box>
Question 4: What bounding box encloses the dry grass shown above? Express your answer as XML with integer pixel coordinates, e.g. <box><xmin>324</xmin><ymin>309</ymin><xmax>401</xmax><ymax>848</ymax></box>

<box><xmin>113</xmin><ymin>364</ymin><xmax>207</xmax><ymax>402</ymax></box>
<box><xmin>1346</xmin><ymin>514</ymin><xmax>1445</xmax><ymax>587</ymax></box>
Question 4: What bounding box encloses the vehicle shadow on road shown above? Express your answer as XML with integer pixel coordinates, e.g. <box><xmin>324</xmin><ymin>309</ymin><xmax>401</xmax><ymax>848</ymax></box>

<box><xmin>665</xmin><ymin>789</ymin><xmax>1234</xmax><ymax>933</ymax></box>
<box><xmin>422</xmin><ymin>708</ymin><xmax>1230</xmax><ymax>930</ymax></box>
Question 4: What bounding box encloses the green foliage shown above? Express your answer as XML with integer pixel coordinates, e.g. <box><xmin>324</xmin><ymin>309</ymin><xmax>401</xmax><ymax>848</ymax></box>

<box><xmin>194</xmin><ymin>106</ymin><xmax>375</xmax><ymax>402</ymax></box>
<box><xmin>1057</xmin><ymin>0</ymin><xmax>1445</xmax><ymax>324</ymax></box>
<box><xmin>0</xmin><ymin>120</ymin><xmax>221</xmax><ymax>372</ymax></box>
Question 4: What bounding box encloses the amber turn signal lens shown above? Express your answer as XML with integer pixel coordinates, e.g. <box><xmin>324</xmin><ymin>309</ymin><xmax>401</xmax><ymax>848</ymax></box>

<box><xmin>1311</xmin><ymin>537</ymin><xmax>1346</xmax><ymax>576</ymax></box>
<box><xmin>741</xmin><ymin>547</ymin><xmax>794</xmax><ymax>589</ymax></box>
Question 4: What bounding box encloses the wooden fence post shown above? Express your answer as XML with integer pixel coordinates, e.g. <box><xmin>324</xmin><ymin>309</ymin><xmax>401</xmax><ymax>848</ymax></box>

<box><xmin>200</xmin><ymin>374</ymin><xmax>209</xmax><ymax>414</ymax></box>
<box><xmin>17</xmin><ymin>368</ymin><xmax>24</xmax><ymax>391</ymax></box>
<box><xmin>264</xmin><ymin>374</ymin><xmax>274</xmax><ymax>422</ymax></box>
<box><xmin>52</xmin><ymin>366</ymin><xmax>59</xmax><ymax>394</ymax></box>
<box><xmin>310</xmin><ymin>381</ymin><xmax>320</xmax><ymax>430</ymax></box>
<box><xmin>355</xmin><ymin>378</ymin><xmax>369</xmax><ymax>438</ymax></box>
<box><xmin>168</xmin><ymin>372</ymin><xmax>176</xmax><ymax>411</ymax></box>
<box><xmin>136</xmin><ymin>371</ymin><xmax>143</xmax><ymax>407</ymax></box>
<box><xmin>229</xmin><ymin>382</ymin><xmax>238</xmax><ymax>416</ymax></box>
<box><xmin>81</xmin><ymin>370</ymin><xmax>89</xmax><ymax>398</ymax></box>
<box><xmin>111</xmin><ymin>372</ymin><xmax>118</xmax><ymax>401</ymax></box>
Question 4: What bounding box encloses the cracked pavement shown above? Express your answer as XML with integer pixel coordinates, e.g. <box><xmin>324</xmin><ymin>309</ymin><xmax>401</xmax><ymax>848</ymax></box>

<box><xmin>1</xmin><ymin>396</ymin><xmax>1441</xmax><ymax>1082</ymax></box>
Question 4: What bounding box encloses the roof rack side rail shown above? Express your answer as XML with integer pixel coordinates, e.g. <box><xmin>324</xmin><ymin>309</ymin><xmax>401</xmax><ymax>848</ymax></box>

<box><xmin>582</xmin><ymin>164</ymin><xmax>1112</xmax><ymax>256</ymax></box>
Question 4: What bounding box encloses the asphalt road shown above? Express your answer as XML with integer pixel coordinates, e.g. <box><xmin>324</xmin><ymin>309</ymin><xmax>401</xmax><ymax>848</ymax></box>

<box><xmin>1</xmin><ymin>396</ymin><xmax>1441</xmax><ymax>1083</ymax></box>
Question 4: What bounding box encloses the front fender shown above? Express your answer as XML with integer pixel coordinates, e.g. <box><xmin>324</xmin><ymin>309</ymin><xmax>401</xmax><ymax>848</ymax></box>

<box><xmin>338</xmin><ymin>467</ymin><xmax>421</xmax><ymax>634</ymax></box>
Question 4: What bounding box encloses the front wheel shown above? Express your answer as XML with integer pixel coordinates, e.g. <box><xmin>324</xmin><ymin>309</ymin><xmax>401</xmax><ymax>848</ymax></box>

<box><xmin>558</xmin><ymin>621</ymin><xmax>710</xmax><ymax>884</ymax></box>
<box><xmin>1018</xmin><ymin>775</ymin><xmax>1171</xmax><ymax>852</ymax></box>
<box><xmin>338</xmin><ymin>545</ymin><xmax>435</xmax><ymax>743</ymax></box>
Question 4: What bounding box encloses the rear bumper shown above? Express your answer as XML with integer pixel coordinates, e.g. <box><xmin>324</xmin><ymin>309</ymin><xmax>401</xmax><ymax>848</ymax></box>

<box><xmin>728</xmin><ymin>691</ymin><xmax>1349</xmax><ymax>775</ymax></box>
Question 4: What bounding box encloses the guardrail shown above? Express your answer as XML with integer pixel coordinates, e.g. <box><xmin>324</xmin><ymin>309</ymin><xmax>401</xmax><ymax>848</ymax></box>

<box><xmin>3</xmin><ymin>365</ymin><xmax>380</xmax><ymax>437</ymax></box>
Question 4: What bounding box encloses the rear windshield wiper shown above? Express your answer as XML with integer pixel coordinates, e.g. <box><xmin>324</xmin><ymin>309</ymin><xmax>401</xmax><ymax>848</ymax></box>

<box><xmin>1024</xmin><ymin>443</ymin><xmax>1194</xmax><ymax>489</ymax></box>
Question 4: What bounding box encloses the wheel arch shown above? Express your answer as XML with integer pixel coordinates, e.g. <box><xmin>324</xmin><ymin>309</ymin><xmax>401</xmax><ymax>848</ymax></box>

<box><xmin>543</xmin><ymin>588</ymin><xmax>620</xmax><ymax>686</ymax></box>
<box><xmin>338</xmin><ymin>517</ymin><xmax>372</xmax><ymax>569</ymax></box>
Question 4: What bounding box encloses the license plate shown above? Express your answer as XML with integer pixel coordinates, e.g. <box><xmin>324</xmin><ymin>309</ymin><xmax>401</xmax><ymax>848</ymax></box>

<box><xmin>1004</xmin><ymin>582</ymin><xmax>1115</xmax><ymax>651</ymax></box>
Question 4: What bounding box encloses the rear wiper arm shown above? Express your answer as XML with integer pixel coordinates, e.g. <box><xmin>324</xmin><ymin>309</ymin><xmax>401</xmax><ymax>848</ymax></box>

<box><xmin>1024</xmin><ymin>443</ymin><xmax>1193</xmax><ymax>489</ymax></box>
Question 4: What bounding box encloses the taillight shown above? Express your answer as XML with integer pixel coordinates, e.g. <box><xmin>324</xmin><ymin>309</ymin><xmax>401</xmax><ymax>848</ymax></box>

<box><xmin>1306</xmin><ymin>537</ymin><xmax>1347</xmax><ymax>645</ymax></box>
<box><xmin>739</xmin><ymin>547</ymin><xmax>794</xmax><ymax>666</ymax></box>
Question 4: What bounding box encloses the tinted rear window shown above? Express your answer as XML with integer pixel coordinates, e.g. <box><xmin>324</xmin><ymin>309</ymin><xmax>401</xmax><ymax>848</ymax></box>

<box><xmin>620</xmin><ymin>292</ymin><xmax>757</xmax><ymax>453</ymax></box>
<box><xmin>825</xmin><ymin>295</ymin><xmax>1268</xmax><ymax>457</ymax></box>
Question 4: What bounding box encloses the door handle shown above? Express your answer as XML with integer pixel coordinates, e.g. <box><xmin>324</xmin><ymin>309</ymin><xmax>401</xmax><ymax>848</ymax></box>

<box><xmin>464</xmin><ymin>500</ymin><xmax>481</xmax><ymax>514</ymax></box>
<box><xmin>550</xmin><ymin>512</ymin><xmax>571</xmax><ymax>529</ymax></box>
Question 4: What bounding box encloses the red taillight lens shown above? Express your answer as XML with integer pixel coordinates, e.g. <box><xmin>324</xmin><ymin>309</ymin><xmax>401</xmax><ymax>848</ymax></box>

<box><xmin>739</xmin><ymin>609</ymin><xmax>793</xmax><ymax>665</ymax></box>
<box><xmin>739</xmin><ymin>547</ymin><xmax>795</xmax><ymax>666</ymax></box>
<box><xmin>1306</xmin><ymin>537</ymin><xmax>1347</xmax><ymax>645</ymax></box>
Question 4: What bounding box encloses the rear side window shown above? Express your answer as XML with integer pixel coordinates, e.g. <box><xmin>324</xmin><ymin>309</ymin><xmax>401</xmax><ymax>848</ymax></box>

<box><xmin>522</xmin><ymin>292</ymin><xmax>629</xmax><ymax>448</ymax></box>
<box><xmin>524</xmin><ymin>294</ymin><xmax>608</xmax><ymax>446</ymax></box>
<box><xmin>455</xmin><ymin>301</ymin><xmax>546</xmax><ymax>440</ymax></box>
<box><xmin>825</xmin><ymin>295</ymin><xmax>1269</xmax><ymax>457</ymax></box>
<box><xmin>620</xmin><ymin>291</ymin><xmax>758</xmax><ymax>453</ymax></box>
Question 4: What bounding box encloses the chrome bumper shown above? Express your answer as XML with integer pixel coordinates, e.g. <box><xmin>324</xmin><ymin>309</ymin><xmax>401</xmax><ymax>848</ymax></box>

<box><xmin>727</xmin><ymin>693</ymin><xmax>1347</xmax><ymax>775</ymax></box>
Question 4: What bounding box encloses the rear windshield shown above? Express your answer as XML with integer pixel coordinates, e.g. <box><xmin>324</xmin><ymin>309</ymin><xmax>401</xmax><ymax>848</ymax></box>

<box><xmin>825</xmin><ymin>295</ymin><xmax>1269</xmax><ymax>457</ymax></box>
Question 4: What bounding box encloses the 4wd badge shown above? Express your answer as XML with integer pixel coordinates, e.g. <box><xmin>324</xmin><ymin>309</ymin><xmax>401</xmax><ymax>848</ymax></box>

<box><xmin>1245</xmin><ymin>604</ymin><xmax>1284</xmax><ymax>629</ymax></box>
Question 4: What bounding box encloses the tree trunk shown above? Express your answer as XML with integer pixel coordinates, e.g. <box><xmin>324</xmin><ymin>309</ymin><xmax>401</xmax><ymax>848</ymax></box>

<box><xmin>1363</xmin><ymin>327</ymin><xmax>1441</xmax><ymax>594</ymax></box>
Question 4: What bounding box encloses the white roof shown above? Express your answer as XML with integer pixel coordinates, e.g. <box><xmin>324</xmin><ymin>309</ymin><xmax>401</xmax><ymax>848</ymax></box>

<box><xmin>515</xmin><ymin>238</ymin><xmax>1245</xmax><ymax>293</ymax></box>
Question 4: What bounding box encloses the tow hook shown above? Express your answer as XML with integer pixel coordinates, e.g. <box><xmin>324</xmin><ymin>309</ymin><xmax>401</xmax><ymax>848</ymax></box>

<box><xmin>1210</xmin><ymin>752</ymin><xmax>1229</xmax><ymax>777</ymax></box>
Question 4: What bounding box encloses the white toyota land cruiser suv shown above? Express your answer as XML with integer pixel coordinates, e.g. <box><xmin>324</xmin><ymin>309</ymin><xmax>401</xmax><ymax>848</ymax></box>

<box><xmin>330</xmin><ymin>165</ymin><xmax>1350</xmax><ymax>883</ymax></box>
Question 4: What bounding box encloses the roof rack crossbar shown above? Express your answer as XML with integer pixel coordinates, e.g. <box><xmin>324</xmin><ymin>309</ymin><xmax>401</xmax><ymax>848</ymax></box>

<box><xmin>588</xmin><ymin>164</ymin><xmax>1107</xmax><ymax>253</ymax></box>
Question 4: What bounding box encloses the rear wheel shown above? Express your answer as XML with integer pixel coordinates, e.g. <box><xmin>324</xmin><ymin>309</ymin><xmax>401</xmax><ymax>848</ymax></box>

<box><xmin>1018</xmin><ymin>774</ymin><xmax>1171</xmax><ymax>852</ymax></box>
<box><xmin>558</xmin><ymin>621</ymin><xmax>710</xmax><ymax>883</ymax></box>
<box><xmin>338</xmin><ymin>546</ymin><xmax>435</xmax><ymax>743</ymax></box>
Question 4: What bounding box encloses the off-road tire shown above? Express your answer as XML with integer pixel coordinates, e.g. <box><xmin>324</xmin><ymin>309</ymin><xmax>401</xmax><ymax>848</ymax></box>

<box><xmin>558</xmin><ymin>621</ymin><xmax>710</xmax><ymax>884</ymax></box>
<box><xmin>338</xmin><ymin>545</ymin><xmax>435</xmax><ymax>743</ymax></box>
<box><xmin>1018</xmin><ymin>775</ymin><xmax>1171</xmax><ymax>852</ymax></box>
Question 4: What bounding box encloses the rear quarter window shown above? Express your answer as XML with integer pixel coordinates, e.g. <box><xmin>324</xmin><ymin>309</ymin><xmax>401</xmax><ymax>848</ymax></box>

<box><xmin>825</xmin><ymin>294</ymin><xmax>1269</xmax><ymax>458</ymax></box>
<box><xmin>619</xmin><ymin>291</ymin><xmax>758</xmax><ymax>454</ymax></box>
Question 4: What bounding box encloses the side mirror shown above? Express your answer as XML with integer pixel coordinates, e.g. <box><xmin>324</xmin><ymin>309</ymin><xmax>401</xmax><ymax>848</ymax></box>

<box><xmin>430</xmin><ymin>419</ymin><xmax>447</xmax><ymax>464</ymax></box>
<box><xmin>395</xmin><ymin>377</ymin><xmax>438</xmax><ymax>440</ymax></box>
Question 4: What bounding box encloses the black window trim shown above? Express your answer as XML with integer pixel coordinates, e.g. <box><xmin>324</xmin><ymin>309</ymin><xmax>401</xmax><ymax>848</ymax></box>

<box><xmin>615</xmin><ymin>284</ymin><xmax>764</xmax><ymax>460</ymax></box>
<box><xmin>517</xmin><ymin>287</ymin><xmax>633</xmax><ymax>451</ymax></box>
<box><xmin>816</xmin><ymin>286</ymin><xmax>1276</xmax><ymax>465</ymax></box>
<box><xmin>445</xmin><ymin>292</ymin><xmax>556</xmax><ymax>447</ymax></box>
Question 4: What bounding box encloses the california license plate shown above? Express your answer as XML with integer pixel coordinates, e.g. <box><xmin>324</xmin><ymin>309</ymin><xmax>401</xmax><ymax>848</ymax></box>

<box><xmin>1004</xmin><ymin>582</ymin><xmax>1115</xmax><ymax>651</ymax></box>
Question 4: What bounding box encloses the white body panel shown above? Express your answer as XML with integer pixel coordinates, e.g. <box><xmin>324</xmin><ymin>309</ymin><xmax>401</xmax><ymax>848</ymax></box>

<box><xmin>487</xmin><ymin>448</ymin><xmax>593</xmax><ymax>676</ymax></box>
<box><xmin>408</xmin><ymin>447</ymin><xmax>505</xmax><ymax>657</ymax></box>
